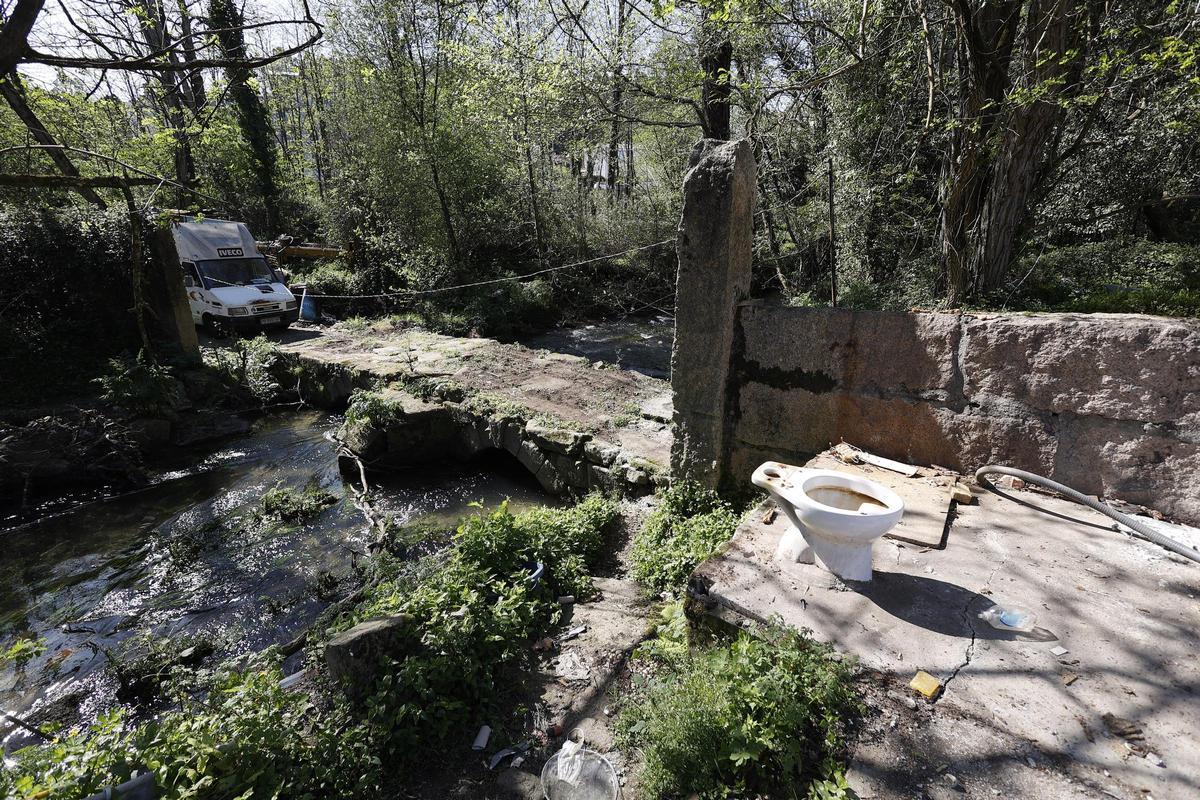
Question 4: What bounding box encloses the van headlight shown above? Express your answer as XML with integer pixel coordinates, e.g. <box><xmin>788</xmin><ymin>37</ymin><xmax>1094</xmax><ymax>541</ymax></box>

<box><xmin>285</xmin><ymin>300</ymin><xmax>298</xmax><ymax>310</ymax></box>
<box><xmin>228</xmin><ymin>307</ymin><xmax>249</xmax><ymax>316</ymax></box>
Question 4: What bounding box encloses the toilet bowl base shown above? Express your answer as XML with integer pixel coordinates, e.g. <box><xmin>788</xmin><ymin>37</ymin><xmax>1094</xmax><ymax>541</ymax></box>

<box><xmin>773</xmin><ymin>522</ymin><xmax>875</xmax><ymax>582</ymax></box>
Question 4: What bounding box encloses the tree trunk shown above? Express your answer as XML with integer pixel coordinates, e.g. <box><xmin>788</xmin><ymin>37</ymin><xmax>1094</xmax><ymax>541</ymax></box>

<box><xmin>699</xmin><ymin>13</ymin><xmax>732</xmax><ymax>140</ymax></box>
<box><xmin>132</xmin><ymin>0</ymin><xmax>196</xmax><ymax>195</ymax></box>
<box><xmin>607</xmin><ymin>0</ymin><xmax>627</xmax><ymax>195</ymax></box>
<box><xmin>428</xmin><ymin>154</ymin><xmax>460</xmax><ymax>262</ymax></box>
<box><xmin>525</xmin><ymin>143</ymin><xmax>545</xmax><ymax>254</ymax></box>
<box><xmin>209</xmin><ymin>0</ymin><xmax>283</xmax><ymax>233</ymax></box>
<box><xmin>298</xmin><ymin>55</ymin><xmax>330</xmax><ymax>198</ymax></box>
<box><xmin>175</xmin><ymin>0</ymin><xmax>206</xmax><ymax>114</ymax></box>
<box><xmin>940</xmin><ymin>0</ymin><xmax>1085</xmax><ymax>304</ymax></box>
<box><xmin>938</xmin><ymin>0</ymin><xmax>1022</xmax><ymax>305</ymax></box>
<box><xmin>974</xmin><ymin>0</ymin><xmax>1081</xmax><ymax>294</ymax></box>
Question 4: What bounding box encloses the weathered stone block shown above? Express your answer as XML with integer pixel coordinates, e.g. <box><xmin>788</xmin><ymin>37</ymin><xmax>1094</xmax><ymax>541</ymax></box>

<box><xmin>342</xmin><ymin>420</ymin><xmax>386</xmax><ymax>462</ymax></box>
<box><xmin>533</xmin><ymin>456</ymin><xmax>564</xmax><ymax>494</ymax></box>
<box><xmin>552</xmin><ymin>453</ymin><xmax>589</xmax><ymax>488</ymax></box>
<box><xmin>640</xmin><ymin>393</ymin><xmax>673</xmax><ymax>424</ymax></box>
<box><xmin>624</xmin><ymin>465</ymin><xmax>651</xmax><ymax>487</ymax></box>
<box><xmin>517</xmin><ymin>438</ymin><xmax>547</xmax><ymax>474</ymax></box>
<box><xmin>583</xmin><ymin>438</ymin><xmax>620</xmax><ymax>466</ymax></box>
<box><xmin>733</xmin><ymin>384</ymin><xmax>933</xmax><ymax>468</ymax></box>
<box><xmin>587</xmin><ymin>464</ymin><xmax>615</xmax><ymax>491</ymax></box>
<box><xmin>524</xmin><ymin>421</ymin><xmax>588</xmax><ymax>456</ymax></box>
<box><xmin>324</xmin><ymin>614</ymin><xmax>415</xmax><ymax>700</ymax></box>
<box><xmin>500</xmin><ymin>419</ymin><xmax>524</xmax><ymax>455</ymax></box>
<box><xmin>671</xmin><ymin>138</ymin><xmax>756</xmax><ymax>487</ymax></box>
<box><xmin>296</xmin><ymin>358</ymin><xmax>359</xmax><ymax>407</ymax></box>
<box><xmin>1055</xmin><ymin>415</ymin><xmax>1200</xmax><ymax>522</ymax></box>
<box><xmin>961</xmin><ymin>312</ymin><xmax>1200</xmax><ymax>425</ymax></box>
<box><xmin>379</xmin><ymin>392</ymin><xmax>457</xmax><ymax>466</ymax></box>
<box><xmin>738</xmin><ymin>305</ymin><xmax>961</xmax><ymax>399</ymax></box>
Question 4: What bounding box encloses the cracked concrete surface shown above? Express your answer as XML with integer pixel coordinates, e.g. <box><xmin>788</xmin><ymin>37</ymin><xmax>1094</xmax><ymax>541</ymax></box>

<box><xmin>690</xmin><ymin>451</ymin><xmax>1200</xmax><ymax>799</ymax></box>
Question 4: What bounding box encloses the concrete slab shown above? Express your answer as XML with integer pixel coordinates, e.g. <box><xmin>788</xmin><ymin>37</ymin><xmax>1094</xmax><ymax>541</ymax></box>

<box><xmin>691</xmin><ymin>455</ymin><xmax>1200</xmax><ymax>799</ymax></box>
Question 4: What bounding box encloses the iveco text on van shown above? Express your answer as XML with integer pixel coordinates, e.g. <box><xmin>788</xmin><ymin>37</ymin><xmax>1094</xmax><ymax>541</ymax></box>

<box><xmin>171</xmin><ymin>217</ymin><xmax>299</xmax><ymax>336</ymax></box>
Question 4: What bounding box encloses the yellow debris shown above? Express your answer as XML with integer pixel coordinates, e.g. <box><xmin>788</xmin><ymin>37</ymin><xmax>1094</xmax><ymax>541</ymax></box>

<box><xmin>950</xmin><ymin>482</ymin><xmax>974</xmax><ymax>504</ymax></box>
<box><xmin>909</xmin><ymin>670</ymin><xmax>942</xmax><ymax>699</ymax></box>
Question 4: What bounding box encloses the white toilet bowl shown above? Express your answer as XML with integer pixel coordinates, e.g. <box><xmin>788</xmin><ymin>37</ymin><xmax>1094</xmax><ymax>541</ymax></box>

<box><xmin>752</xmin><ymin>461</ymin><xmax>905</xmax><ymax>582</ymax></box>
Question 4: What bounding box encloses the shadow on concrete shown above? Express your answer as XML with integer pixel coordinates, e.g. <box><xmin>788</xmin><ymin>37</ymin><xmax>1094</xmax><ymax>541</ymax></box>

<box><xmin>855</xmin><ymin>571</ymin><xmax>1059</xmax><ymax>641</ymax></box>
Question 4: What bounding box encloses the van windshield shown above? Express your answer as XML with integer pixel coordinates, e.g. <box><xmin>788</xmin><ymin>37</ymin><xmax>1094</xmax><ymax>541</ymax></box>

<box><xmin>198</xmin><ymin>258</ymin><xmax>279</xmax><ymax>288</ymax></box>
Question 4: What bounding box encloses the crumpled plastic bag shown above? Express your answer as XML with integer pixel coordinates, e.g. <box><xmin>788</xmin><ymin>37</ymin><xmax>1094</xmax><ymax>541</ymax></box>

<box><xmin>557</xmin><ymin>738</ymin><xmax>585</xmax><ymax>785</ymax></box>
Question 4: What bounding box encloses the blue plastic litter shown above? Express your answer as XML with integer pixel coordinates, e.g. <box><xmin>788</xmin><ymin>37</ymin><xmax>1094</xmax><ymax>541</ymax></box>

<box><xmin>300</xmin><ymin>294</ymin><xmax>320</xmax><ymax>321</ymax></box>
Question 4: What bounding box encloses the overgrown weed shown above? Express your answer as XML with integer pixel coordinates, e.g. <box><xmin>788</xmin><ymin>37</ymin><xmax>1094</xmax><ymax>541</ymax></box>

<box><xmin>202</xmin><ymin>335</ymin><xmax>290</xmax><ymax>405</ymax></box>
<box><xmin>630</xmin><ymin>480</ymin><xmax>740</xmax><ymax>593</ymax></box>
<box><xmin>619</xmin><ymin>602</ymin><xmax>861</xmax><ymax>800</ymax></box>
<box><xmin>93</xmin><ymin>352</ymin><xmax>181</xmax><ymax>417</ymax></box>
<box><xmin>255</xmin><ymin>478</ymin><xmax>338</xmax><ymax>523</ymax></box>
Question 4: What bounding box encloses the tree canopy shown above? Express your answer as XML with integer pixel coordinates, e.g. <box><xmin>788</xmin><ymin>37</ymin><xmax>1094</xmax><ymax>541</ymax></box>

<box><xmin>1</xmin><ymin>0</ymin><xmax>1197</xmax><ymax>315</ymax></box>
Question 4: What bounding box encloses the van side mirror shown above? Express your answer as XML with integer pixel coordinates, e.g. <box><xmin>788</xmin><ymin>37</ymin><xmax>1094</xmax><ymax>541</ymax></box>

<box><xmin>184</xmin><ymin>275</ymin><xmax>195</xmax><ymax>288</ymax></box>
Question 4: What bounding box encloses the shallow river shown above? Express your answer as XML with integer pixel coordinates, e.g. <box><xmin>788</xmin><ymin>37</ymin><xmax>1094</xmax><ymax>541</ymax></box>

<box><xmin>0</xmin><ymin>411</ymin><xmax>550</xmax><ymax>750</ymax></box>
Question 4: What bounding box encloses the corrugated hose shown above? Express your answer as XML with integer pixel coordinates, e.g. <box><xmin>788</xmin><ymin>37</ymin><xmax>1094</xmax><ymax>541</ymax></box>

<box><xmin>974</xmin><ymin>465</ymin><xmax>1200</xmax><ymax>565</ymax></box>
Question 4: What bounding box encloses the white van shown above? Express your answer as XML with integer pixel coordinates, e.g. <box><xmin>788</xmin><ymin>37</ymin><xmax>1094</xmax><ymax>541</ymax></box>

<box><xmin>171</xmin><ymin>217</ymin><xmax>299</xmax><ymax>336</ymax></box>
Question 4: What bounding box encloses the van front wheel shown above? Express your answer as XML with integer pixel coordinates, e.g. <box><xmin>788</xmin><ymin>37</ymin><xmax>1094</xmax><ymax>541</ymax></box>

<box><xmin>202</xmin><ymin>314</ymin><xmax>230</xmax><ymax>339</ymax></box>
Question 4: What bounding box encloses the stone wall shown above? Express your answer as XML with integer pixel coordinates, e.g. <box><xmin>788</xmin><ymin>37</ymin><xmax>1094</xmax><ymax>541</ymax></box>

<box><xmin>725</xmin><ymin>304</ymin><xmax>1200</xmax><ymax>523</ymax></box>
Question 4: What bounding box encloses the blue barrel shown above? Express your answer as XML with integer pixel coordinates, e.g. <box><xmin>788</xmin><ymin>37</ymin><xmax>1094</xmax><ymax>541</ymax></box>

<box><xmin>300</xmin><ymin>293</ymin><xmax>320</xmax><ymax>321</ymax></box>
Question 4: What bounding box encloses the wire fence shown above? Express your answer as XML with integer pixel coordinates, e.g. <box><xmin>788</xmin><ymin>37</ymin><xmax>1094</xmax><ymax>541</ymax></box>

<box><xmin>292</xmin><ymin>239</ymin><xmax>675</xmax><ymax>301</ymax></box>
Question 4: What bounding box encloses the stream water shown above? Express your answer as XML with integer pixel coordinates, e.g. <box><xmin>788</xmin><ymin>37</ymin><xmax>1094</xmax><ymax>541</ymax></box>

<box><xmin>0</xmin><ymin>411</ymin><xmax>551</xmax><ymax>751</ymax></box>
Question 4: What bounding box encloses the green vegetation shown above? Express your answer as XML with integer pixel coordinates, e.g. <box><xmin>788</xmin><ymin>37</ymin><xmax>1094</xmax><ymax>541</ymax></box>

<box><xmin>1</xmin><ymin>2</ymin><xmax>1196</xmax><ymax>411</ymax></box>
<box><xmin>1002</xmin><ymin>240</ymin><xmax>1200</xmax><ymax>316</ymax></box>
<box><xmin>344</xmin><ymin>388</ymin><xmax>403</xmax><ymax>427</ymax></box>
<box><xmin>257</xmin><ymin>479</ymin><xmax>339</xmax><ymax>523</ymax></box>
<box><xmin>93</xmin><ymin>352</ymin><xmax>181</xmax><ymax>417</ymax></box>
<box><xmin>110</xmin><ymin>632</ymin><xmax>217</xmax><ymax>705</ymax></box>
<box><xmin>0</xmin><ymin>495</ymin><xmax>617</xmax><ymax>799</ymax></box>
<box><xmin>1</xmin><ymin>659</ymin><xmax>376</xmax><ymax>800</ymax></box>
<box><xmin>0</xmin><ymin>636</ymin><xmax>46</xmax><ymax>668</ymax></box>
<box><xmin>631</xmin><ymin>481</ymin><xmax>740</xmax><ymax>593</ymax></box>
<box><xmin>346</xmin><ymin>495</ymin><xmax>616</xmax><ymax>748</ymax></box>
<box><xmin>202</xmin><ymin>336</ymin><xmax>290</xmax><ymax>405</ymax></box>
<box><xmin>619</xmin><ymin>603</ymin><xmax>860</xmax><ymax>800</ymax></box>
<box><xmin>0</xmin><ymin>206</ymin><xmax>146</xmax><ymax>406</ymax></box>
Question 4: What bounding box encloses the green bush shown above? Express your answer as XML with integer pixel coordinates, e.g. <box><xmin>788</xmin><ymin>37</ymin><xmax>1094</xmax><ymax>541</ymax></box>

<box><xmin>0</xmin><ymin>204</ymin><xmax>144</xmax><ymax>406</ymax></box>
<box><xmin>348</xmin><ymin>495</ymin><xmax>616</xmax><ymax>751</ymax></box>
<box><xmin>631</xmin><ymin>481</ymin><xmax>740</xmax><ymax>593</ymax></box>
<box><xmin>0</xmin><ymin>655</ymin><xmax>378</xmax><ymax>800</ymax></box>
<box><xmin>344</xmin><ymin>388</ymin><xmax>403</xmax><ymax>427</ymax></box>
<box><xmin>0</xmin><ymin>636</ymin><xmax>46</xmax><ymax>668</ymax></box>
<box><xmin>619</xmin><ymin>626</ymin><xmax>860</xmax><ymax>800</ymax></box>
<box><xmin>202</xmin><ymin>335</ymin><xmax>289</xmax><ymax>404</ymax></box>
<box><xmin>1002</xmin><ymin>240</ymin><xmax>1200</xmax><ymax>315</ymax></box>
<box><xmin>93</xmin><ymin>352</ymin><xmax>181</xmax><ymax>417</ymax></box>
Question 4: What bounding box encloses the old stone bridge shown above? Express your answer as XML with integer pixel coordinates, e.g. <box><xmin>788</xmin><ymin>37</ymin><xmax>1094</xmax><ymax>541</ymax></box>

<box><xmin>277</xmin><ymin>321</ymin><xmax>673</xmax><ymax>495</ymax></box>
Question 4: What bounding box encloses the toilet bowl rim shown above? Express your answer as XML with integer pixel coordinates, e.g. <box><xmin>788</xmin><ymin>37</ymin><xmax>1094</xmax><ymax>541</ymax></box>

<box><xmin>795</xmin><ymin>469</ymin><xmax>904</xmax><ymax>514</ymax></box>
<box><xmin>753</xmin><ymin>462</ymin><xmax>904</xmax><ymax>516</ymax></box>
